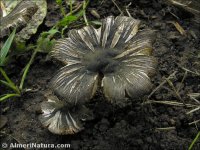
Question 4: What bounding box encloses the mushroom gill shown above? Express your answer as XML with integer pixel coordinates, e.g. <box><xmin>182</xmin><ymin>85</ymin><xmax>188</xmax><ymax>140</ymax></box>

<box><xmin>51</xmin><ymin>16</ymin><xmax>157</xmax><ymax>105</ymax></box>
<box><xmin>39</xmin><ymin>91</ymin><xmax>93</xmax><ymax>135</ymax></box>
<box><xmin>40</xmin><ymin>16</ymin><xmax>157</xmax><ymax>134</ymax></box>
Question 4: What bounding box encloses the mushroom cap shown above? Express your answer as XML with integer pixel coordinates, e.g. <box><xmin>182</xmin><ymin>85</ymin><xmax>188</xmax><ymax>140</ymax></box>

<box><xmin>51</xmin><ymin>16</ymin><xmax>157</xmax><ymax>106</ymax></box>
<box><xmin>39</xmin><ymin>92</ymin><xmax>93</xmax><ymax>135</ymax></box>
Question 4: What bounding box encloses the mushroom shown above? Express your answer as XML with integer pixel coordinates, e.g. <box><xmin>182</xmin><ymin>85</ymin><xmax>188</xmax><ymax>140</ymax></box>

<box><xmin>0</xmin><ymin>0</ymin><xmax>47</xmax><ymax>42</ymax></box>
<box><xmin>51</xmin><ymin>16</ymin><xmax>157</xmax><ymax>105</ymax></box>
<box><xmin>40</xmin><ymin>16</ymin><xmax>157</xmax><ymax>134</ymax></box>
<box><xmin>39</xmin><ymin>91</ymin><xmax>93</xmax><ymax>135</ymax></box>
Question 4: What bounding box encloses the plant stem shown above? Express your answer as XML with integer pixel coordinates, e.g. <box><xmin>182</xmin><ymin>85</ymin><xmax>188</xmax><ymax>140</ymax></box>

<box><xmin>0</xmin><ymin>93</ymin><xmax>20</xmax><ymax>102</ymax></box>
<box><xmin>0</xmin><ymin>80</ymin><xmax>19</xmax><ymax>94</ymax></box>
<box><xmin>19</xmin><ymin>49</ymin><xmax>38</xmax><ymax>90</ymax></box>
<box><xmin>148</xmin><ymin>71</ymin><xmax>177</xmax><ymax>99</ymax></box>
<box><xmin>83</xmin><ymin>0</ymin><xmax>89</xmax><ymax>26</ymax></box>
<box><xmin>0</xmin><ymin>67</ymin><xmax>13</xmax><ymax>85</ymax></box>
<box><xmin>143</xmin><ymin>100</ymin><xmax>197</xmax><ymax>108</ymax></box>
<box><xmin>70</xmin><ymin>0</ymin><xmax>73</xmax><ymax>14</ymax></box>
<box><xmin>0</xmin><ymin>67</ymin><xmax>20</xmax><ymax>94</ymax></box>
<box><xmin>188</xmin><ymin>131</ymin><xmax>200</xmax><ymax>150</ymax></box>
<box><xmin>61</xmin><ymin>7</ymin><xmax>66</xmax><ymax>16</ymax></box>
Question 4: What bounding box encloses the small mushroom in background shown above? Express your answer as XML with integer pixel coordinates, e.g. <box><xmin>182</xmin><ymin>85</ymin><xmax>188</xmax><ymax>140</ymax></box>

<box><xmin>40</xmin><ymin>16</ymin><xmax>157</xmax><ymax>134</ymax></box>
<box><xmin>39</xmin><ymin>91</ymin><xmax>93</xmax><ymax>135</ymax></box>
<box><xmin>0</xmin><ymin>0</ymin><xmax>47</xmax><ymax>42</ymax></box>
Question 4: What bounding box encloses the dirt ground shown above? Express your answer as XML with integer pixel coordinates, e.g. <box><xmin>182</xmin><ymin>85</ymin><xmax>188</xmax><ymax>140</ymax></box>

<box><xmin>1</xmin><ymin>0</ymin><xmax>200</xmax><ymax>149</ymax></box>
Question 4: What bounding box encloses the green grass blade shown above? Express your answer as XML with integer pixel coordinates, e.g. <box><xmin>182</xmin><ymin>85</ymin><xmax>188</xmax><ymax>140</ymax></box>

<box><xmin>19</xmin><ymin>49</ymin><xmax>37</xmax><ymax>90</ymax></box>
<box><xmin>0</xmin><ymin>67</ymin><xmax>15</xmax><ymax>86</ymax></box>
<box><xmin>69</xmin><ymin>0</ymin><xmax>73</xmax><ymax>14</ymax></box>
<box><xmin>0</xmin><ymin>80</ymin><xmax>15</xmax><ymax>90</ymax></box>
<box><xmin>0</xmin><ymin>28</ymin><xmax>16</xmax><ymax>66</ymax></box>
<box><xmin>0</xmin><ymin>93</ymin><xmax>20</xmax><ymax>102</ymax></box>
<box><xmin>189</xmin><ymin>131</ymin><xmax>200</xmax><ymax>150</ymax></box>
<box><xmin>0</xmin><ymin>67</ymin><xmax>20</xmax><ymax>94</ymax></box>
<box><xmin>0</xmin><ymin>80</ymin><xmax>20</xmax><ymax>94</ymax></box>
<box><xmin>83</xmin><ymin>0</ymin><xmax>89</xmax><ymax>26</ymax></box>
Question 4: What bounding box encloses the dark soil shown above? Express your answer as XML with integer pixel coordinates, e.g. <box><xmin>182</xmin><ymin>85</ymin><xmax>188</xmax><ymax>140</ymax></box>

<box><xmin>1</xmin><ymin>0</ymin><xmax>200</xmax><ymax>149</ymax></box>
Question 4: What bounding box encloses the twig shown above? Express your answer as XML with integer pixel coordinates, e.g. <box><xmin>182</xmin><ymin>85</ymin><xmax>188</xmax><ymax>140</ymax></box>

<box><xmin>187</xmin><ymin>106</ymin><xmax>200</xmax><ymax>114</ymax></box>
<box><xmin>148</xmin><ymin>71</ymin><xmax>177</xmax><ymax>99</ymax></box>
<box><xmin>188</xmin><ymin>119</ymin><xmax>200</xmax><ymax>125</ymax></box>
<box><xmin>66</xmin><ymin>2</ymin><xmax>83</xmax><ymax>16</ymax></box>
<box><xmin>168</xmin><ymin>21</ymin><xmax>186</xmax><ymax>35</ymax></box>
<box><xmin>165</xmin><ymin>77</ymin><xmax>184</xmax><ymax>104</ymax></box>
<box><xmin>188</xmin><ymin>93</ymin><xmax>200</xmax><ymax>104</ymax></box>
<box><xmin>177</xmin><ymin>70</ymin><xmax>187</xmax><ymax>92</ymax></box>
<box><xmin>143</xmin><ymin>100</ymin><xmax>197</xmax><ymax>108</ymax></box>
<box><xmin>155</xmin><ymin>127</ymin><xmax>176</xmax><ymax>131</ymax></box>
<box><xmin>155</xmin><ymin>120</ymin><xmax>200</xmax><ymax>131</ymax></box>
<box><xmin>167</xmin><ymin>7</ymin><xmax>180</xmax><ymax>20</ymax></box>
<box><xmin>188</xmin><ymin>93</ymin><xmax>200</xmax><ymax>98</ymax></box>
<box><xmin>112</xmin><ymin>0</ymin><xmax>123</xmax><ymax>15</ymax></box>
<box><xmin>125</xmin><ymin>2</ymin><xmax>132</xmax><ymax>17</ymax></box>
<box><xmin>83</xmin><ymin>0</ymin><xmax>89</xmax><ymax>26</ymax></box>
<box><xmin>177</xmin><ymin>64</ymin><xmax>200</xmax><ymax>76</ymax></box>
